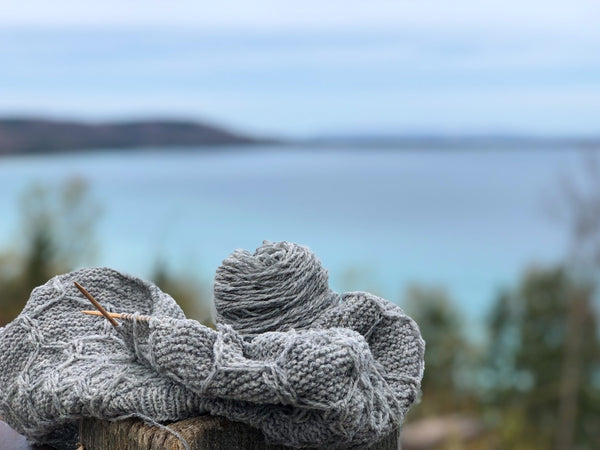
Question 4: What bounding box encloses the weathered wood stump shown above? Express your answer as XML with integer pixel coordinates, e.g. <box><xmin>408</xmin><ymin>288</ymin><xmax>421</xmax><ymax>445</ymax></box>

<box><xmin>79</xmin><ymin>416</ymin><xmax>399</xmax><ymax>450</ymax></box>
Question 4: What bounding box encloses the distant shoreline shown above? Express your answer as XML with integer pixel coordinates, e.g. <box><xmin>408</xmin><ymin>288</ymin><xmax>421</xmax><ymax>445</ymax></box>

<box><xmin>0</xmin><ymin>118</ymin><xmax>274</xmax><ymax>156</ymax></box>
<box><xmin>0</xmin><ymin>118</ymin><xmax>598</xmax><ymax>156</ymax></box>
<box><xmin>299</xmin><ymin>135</ymin><xmax>600</xmax><ymax>151</ymax></box>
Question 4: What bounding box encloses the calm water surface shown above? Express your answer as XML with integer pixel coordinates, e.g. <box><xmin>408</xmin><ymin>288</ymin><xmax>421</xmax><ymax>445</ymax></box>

<box><xmin>0</xmin><ymin>146</ymin><xmax>585</xmax><ymax>330</ymax></box>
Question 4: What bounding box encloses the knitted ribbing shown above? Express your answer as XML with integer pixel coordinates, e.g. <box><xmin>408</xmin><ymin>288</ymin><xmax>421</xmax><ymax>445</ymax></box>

<box><xmin>0</xmin><ymin>242</ymin><xmax>425</xmax><ymax>449</ymax></box>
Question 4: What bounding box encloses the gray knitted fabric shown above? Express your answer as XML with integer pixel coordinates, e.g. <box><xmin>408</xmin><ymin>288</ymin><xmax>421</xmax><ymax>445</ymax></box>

<box><xmin>0</xmin><ymin>241</ymin><xmax>424</xmax><ymax>449</ymax></box>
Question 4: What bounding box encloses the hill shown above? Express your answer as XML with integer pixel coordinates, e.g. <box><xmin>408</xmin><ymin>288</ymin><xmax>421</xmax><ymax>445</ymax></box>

<box><xmin>0</xmin><ymin>119</ymin><xmax>264</xmax><ymax>155</ymax></box>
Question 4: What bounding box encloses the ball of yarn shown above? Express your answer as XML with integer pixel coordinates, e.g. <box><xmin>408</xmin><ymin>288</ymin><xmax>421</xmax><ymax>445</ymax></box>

<box><xmin>214</xmin><ymin>241</ymin><xmax>340</xmax><ymax>335</ymax></box>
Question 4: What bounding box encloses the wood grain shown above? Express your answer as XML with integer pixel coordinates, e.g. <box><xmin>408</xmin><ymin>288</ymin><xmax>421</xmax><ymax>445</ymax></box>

<box><xmin>79</xmin><ymin>416</ymin><xmax>398</xmax><ymax>450</ymax></box>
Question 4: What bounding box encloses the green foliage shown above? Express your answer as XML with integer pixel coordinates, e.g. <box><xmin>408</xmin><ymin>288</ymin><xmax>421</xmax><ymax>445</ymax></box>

<box><xmin>150</xmin><ymin>259</ymin><xmax>214</xmax><ymax>327</ymax></box>
<box><xmin>404</xmin><ymin>285</ymin><xmax>463</xmax><ymax>391</ymax></box>
<box><xmin>0</xmin><ymin>179</ymin><xmax>213</xmax><ymax>327</ymax></box>
<box><xmin>484</xmin><ymin>267</ymin><xmax>600</xmax><ymax>449</ymax></box>
<box><xmin>403</xmin><ymin>285</ymin><xmax>475</xmax><ymax>416</ymax></box>
<box><xmin>0</xmin><ymin>178</ymin><xmax>101</xmax><ymax>325</ymax></box>
<box><xmin>401</xmin><ymin>268</ymin><xmax>600</xmax><ymax>449</ymax></box>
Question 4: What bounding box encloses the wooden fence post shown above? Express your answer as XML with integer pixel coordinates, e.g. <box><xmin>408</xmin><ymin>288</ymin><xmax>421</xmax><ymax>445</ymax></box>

<box><xmin>79</xmin><ymin>416</ymin><xmax>399</xmax><ymax>450</ymax></box>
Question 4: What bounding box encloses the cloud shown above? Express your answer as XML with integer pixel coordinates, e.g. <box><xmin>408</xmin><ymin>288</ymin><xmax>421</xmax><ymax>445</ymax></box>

<box><xmin>1</xmin><ymin>4</ymin><xmax>599</xmax><ymax>135</ymax></box>
<box><xmin>2</xmin><ymin>0</ymin><xmax>599</xmax><ymax>37</ymax></box>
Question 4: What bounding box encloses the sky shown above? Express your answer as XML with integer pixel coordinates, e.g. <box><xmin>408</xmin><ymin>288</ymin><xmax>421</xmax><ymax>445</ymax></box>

<box><xmin>1</xmin><ymin>0</ymin><xmax>599</xmax><ymax>137</ymax></box>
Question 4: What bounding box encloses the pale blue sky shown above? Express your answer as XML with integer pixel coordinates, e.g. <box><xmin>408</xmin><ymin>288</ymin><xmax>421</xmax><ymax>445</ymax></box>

<box><xmin>1</xmin><ymin>1</ymin><xmax>599</xmax><ymax>136</ymax></box>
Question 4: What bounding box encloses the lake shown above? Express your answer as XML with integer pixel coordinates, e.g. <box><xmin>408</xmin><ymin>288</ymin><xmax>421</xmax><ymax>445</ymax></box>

<box><xmin>0</xmin><ymin>146</ymin><xmax>586</xmax><ymax>333</ymax></box>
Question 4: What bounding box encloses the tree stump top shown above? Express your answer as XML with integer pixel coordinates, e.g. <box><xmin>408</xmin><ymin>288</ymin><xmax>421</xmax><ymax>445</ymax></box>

<box><xmin>79</xmin><ymin>416</ymin><xmax>399</xmax><ymax>450</ymax></box>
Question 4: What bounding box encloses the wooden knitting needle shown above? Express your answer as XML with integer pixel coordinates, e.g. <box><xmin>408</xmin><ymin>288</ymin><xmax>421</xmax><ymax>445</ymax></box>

<box><xmin>81</xmin><ymin>310</ymin><xmax>151</xmax><ymax>322</ymax></box>
<box><xmin>74</xmin><ymin>281</ymin><xmax>119</xmax><ymax>328</ymax></box>
<box><xmin>76</xmin><ymin>282</ymin><xmax>216</xmax><ymax>329</ymax></box>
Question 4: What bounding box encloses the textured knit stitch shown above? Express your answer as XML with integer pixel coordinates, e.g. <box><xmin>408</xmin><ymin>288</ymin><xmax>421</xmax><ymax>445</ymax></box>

<box><xmin>0</xmin><ymin>241</ymin><xmax>425</xmax><ymax>449</ymax></box>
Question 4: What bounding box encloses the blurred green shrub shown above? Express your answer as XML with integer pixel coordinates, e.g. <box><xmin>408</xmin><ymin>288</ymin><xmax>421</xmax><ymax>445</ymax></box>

<box><xmin>0</xmin><ymin>179</ymin><xmax>211</xmax><ymax>326</ymax></box>
<box><xmin>483</xmin><ymin>267</ymin><xmax>599</xmax><ymax>449</ymax></box>
<box><xmin>0</xmin><ymin>178</ymin><xmax>100</xmax><ymax>325</ymax></box>
<box><xmin>151</xmin><ymin>259</ymin><xmax>214</xmax><ymax>327</ymax></box>
<box><xmin>402</xmin><ymin>285</ymin><xmax>478</xmax><ymax>417</ymax></box>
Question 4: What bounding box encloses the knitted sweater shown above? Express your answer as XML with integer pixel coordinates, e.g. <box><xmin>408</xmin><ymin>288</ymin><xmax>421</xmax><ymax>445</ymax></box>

<box><xmin>0</xmin><ymin>242</ymin><xmax>424</xmax><ymax>449</ymax></box>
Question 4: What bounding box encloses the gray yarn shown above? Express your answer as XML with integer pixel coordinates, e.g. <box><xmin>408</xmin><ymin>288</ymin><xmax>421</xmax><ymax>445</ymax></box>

<box><xmin>0</xmin><ymin>241</ymin><xmax>424</xmax><ymax>449</ymax></box>
<box><xmin>215</xmin><ymin>241</ymin><xmax>340</xmax><ymax>336</ymax></box>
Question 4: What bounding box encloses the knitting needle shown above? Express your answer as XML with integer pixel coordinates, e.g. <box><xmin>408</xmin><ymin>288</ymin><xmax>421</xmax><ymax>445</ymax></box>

<box><xmin>74</xmin><ymin>281</ymin><xmax>119</xmax><ymax>328</ymax></box>
<box><xmin>81</xmin><ymin>310</ymin><xmax>151</xmax><ymax>322</ymax></box>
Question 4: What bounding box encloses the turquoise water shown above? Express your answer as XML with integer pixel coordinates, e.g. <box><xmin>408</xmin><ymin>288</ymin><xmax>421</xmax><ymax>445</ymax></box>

<box><xmin>0</xmin><ymin>146</ymin><xmax>584</xmax><ymax>326</ymax></box>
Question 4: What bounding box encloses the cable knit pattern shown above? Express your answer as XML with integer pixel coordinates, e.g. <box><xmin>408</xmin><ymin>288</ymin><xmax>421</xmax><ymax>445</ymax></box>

<box><xmin>0</xmin><ymin>241</ymin><xmax>424</xmax><ymax>449</ymax></box>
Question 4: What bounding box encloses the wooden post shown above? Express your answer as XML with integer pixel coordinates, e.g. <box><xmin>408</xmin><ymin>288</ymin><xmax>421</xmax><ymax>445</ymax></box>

<box><xmin>79</xmin><ymin>416</ymin><xmax>399</xmax><ymax>450</ymax></box>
